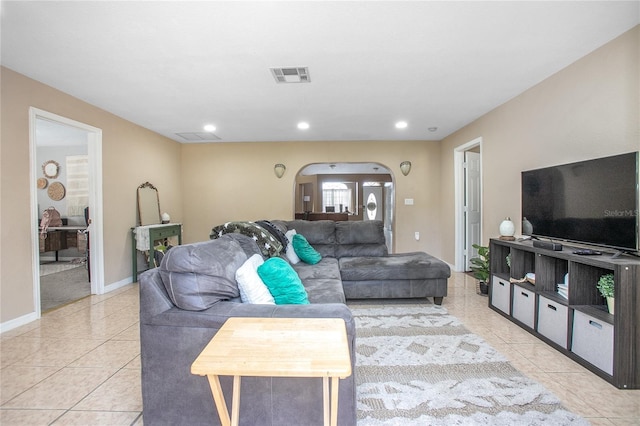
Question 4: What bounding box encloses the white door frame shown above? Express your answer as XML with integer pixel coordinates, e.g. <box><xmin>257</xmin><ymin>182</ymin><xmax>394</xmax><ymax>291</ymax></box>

<box><xmin>29</xmin><ymin>108</ymin><xmax>105</xmax><ymax>317</ymax></box>
<box><xmin>454</xmin><ymin>137</ymin><xmax>483</xmax><ymax>272</ymax></box>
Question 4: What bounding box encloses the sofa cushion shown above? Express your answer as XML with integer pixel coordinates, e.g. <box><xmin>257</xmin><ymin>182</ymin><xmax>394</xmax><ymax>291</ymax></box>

<box><xmin>235</xmin><ymin>254</ymin><xmax>275</xmax><ymax>304</ymax></box>
<box><xmin>257</xmin><ymin>257</ymin><xmax>310</xmax><ymax>305</ymax></box>
<box><xmin>284</xmin><ymin>220</ymin><xmax>336</xmax><ymax>258</ymax></box>
<box><xmin>339</xmin><ymin>252</ymin><xmax>451</xmax><ymax>281</ymax></box>
<box><xmin>291</xmin><ymin>258</ymin><xmax>346</xmax><ymax>304</ymax></box>
<box><xmin>334</xmin><ymin>220</ymin><xmax>388</xmax><ymax>258</ymax></box>
<box><xmin>211</xmin><ymin>221</ymin><xmax>283</xmax><ymax>258</ymax></box>
<box><xmin>292</xmin><ymin>234</ymin><xmax>322</xmax><ymax>265</ymax></box>
<box><xmin>159</xmin><ymin>236</ymin><xmax>247</xmax><ymax>310</ymax></box>
<box><xmin>291</xmin><ymin>257</ymin><xmax>342</xmax><ymax>282</ymax></box>
<box><xmin>335</xmin><ymin>220</ymin><xmax>385</xmax><ymax>244</ymax></box>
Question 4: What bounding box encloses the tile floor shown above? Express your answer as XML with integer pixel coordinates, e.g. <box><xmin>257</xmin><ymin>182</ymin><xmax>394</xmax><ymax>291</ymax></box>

<box><xmin>1</xmin><ymin>271</ymin><xmax>638</xmax><ymax>425</ymax></box>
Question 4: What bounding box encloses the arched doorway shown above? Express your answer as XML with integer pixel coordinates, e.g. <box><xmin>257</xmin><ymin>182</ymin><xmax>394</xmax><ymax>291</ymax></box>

<box><xmin>294</xmin><ymin>162</ymin><xmax>395</xmax><ymax>252</ymax></box>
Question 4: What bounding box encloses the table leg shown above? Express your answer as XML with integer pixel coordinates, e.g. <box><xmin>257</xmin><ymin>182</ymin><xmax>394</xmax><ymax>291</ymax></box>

<box><xmin>132</xmin><ymin>230</ymin><xmax>137</xmax><ymax>280</ymax></box>
<box><xmin>323</xmin><ymin>377</ymin><xmax>329</xmax><ymax>426</ymax></box>
<box><xmin>207</xmin><ymin>375</ymin><xmax>231</xmax><ymax>426</ymax></box>
<box><xmin>330</xmin><ymin>377</ymin><xmax>340</xmax><ymax>426</ymax></box>
<box><xmin>231</xmin><ymin>375</ymin><xmax>241</xmax><ymax>426</ymax></box>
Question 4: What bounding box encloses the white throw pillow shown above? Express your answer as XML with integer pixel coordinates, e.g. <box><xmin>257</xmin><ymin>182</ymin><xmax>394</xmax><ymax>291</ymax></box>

<box><xmin>235</xmin><ymin>254</ymin><xmax>275</xmax><ymax>304</ymax></box>
<box><xmin>284</xmin><ymin>229</ymin><xmax>301</xmax><ymax>264</ymax></box>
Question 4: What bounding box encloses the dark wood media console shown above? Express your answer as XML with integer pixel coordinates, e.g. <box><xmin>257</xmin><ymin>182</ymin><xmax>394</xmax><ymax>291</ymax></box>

<box><xmin>489</xmin><ymin>238</ymin><xmax>639</xmax><ymax>389</ymax></box>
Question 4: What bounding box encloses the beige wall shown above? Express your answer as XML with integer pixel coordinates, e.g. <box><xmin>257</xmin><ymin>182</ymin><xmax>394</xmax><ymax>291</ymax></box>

<box><xmin>439</xmin><ymin>26</ymin><xmax>639</xmax><ymax>266</ymax></box>
<box><xmin>1</xmin><ymin>67</ymin><xmax>183</xmax><ymax>324</ymax></box>
<box><xmin>180</xmin><ymin>140</ymin><xmax>443</xmax><ymax>256</ymax></box>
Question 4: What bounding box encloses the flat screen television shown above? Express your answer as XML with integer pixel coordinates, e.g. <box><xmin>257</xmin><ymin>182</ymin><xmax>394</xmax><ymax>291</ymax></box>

<box><xmin>521</xmin><ymin>152</ymin><xmax>639</xmax><ymax>253</ymax></box>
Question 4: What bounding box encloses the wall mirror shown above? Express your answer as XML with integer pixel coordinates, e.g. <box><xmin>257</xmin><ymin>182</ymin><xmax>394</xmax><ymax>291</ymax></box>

<box><xmin>137</xmin><ymin>182</ymin><xmax>161</xmax><ymax>226</ymax></box>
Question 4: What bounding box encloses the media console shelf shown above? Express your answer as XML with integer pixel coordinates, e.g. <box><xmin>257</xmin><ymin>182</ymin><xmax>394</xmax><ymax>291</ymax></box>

<box><xmin>489</xmin><ymin>238</ymin><xmax>639</xmax><ymax>389</ymax></box>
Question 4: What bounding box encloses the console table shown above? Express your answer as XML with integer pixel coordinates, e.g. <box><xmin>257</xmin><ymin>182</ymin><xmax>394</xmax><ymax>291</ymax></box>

<box><xmin>132</xmin><ymin>223</ymin><xmax>182</xmax><ymax>278</ymax></box>
<box><xmin>191</xmin><ymin>317</ymin><xmax>352</xmax><ymax>426</ymax></box>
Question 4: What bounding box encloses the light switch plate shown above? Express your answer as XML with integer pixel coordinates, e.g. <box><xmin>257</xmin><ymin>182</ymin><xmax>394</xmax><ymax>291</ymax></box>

<box><xmin>404</xmin><ymin>198</ymin><xmax>414</xmax><ymax>205</ymax></box>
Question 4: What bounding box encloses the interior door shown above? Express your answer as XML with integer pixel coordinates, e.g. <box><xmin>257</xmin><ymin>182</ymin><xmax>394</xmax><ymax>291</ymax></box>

<box><xmin>465</xmin><ymin>151</ymin><xmax>481</xmax><ymax>270</ymax></box>
<box><xmin>362</xmin><ymin>186</ymin><xmax>383</xmax><ymax>221</ymax></box>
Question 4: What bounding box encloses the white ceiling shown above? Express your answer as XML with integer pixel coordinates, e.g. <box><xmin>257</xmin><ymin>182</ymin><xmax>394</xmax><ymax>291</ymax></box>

<box><xmin>2</xmin><ymin>1</ymin><xmax>638</xmax><ymax>144</ymax></box>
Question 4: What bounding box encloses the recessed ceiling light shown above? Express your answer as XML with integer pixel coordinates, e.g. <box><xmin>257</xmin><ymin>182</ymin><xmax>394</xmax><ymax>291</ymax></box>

<box><xmin>297</xmin><ymin>122</ymin><xmax>310</xmax><ymax>130</ymax></box>
<box><xmin>203</xmin><ymin>124</ymin><xmax>216</xmax><ymax>132</ymax></box>
<box><xmin>395</xmin><ymin>121</ymin><xmax>408</xmax><ymax>129</ymax></box>
<box><xmin>428</xmin><ymin>127</ymin><xmax>438</xmax><ymax>132</ymax></box>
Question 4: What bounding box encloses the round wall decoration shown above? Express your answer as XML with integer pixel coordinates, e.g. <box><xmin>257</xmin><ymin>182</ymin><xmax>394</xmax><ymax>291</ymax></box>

<box><xmin>37</xmin><ymin>177</ymin><xmax>48</xmax><ymax>189</ymax></box>
<box><xmin>42</xmin><ymin>160</ymin><xmax>60</xmax><ymax>179</ymax></box>
<box><xmin>47</xmin><ymin>181</ymin><xmax>66</xmax><ymax>201</ymax></box>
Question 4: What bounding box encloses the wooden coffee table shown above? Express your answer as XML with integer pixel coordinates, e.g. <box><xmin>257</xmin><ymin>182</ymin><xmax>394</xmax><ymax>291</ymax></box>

<box><xmin>191</xmin><ymin>317</ymin><xmax>352</xmax><ymax>426</ymax></box>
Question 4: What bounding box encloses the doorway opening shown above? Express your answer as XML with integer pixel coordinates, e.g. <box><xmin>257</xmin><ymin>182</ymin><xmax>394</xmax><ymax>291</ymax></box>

<box><xmin>30</xmin><ymin>108</ymin><xmax>104</xmax><ymax>316</ymax></box>
<box><xmin>454</xmin><ymin>137</ymin><xmax>483</xmax><ymax>272</ymax></box>
<box><xmin>294</xmin><ymin>162</ymin><xmax>395</xmax><ymax>252</ymax></box>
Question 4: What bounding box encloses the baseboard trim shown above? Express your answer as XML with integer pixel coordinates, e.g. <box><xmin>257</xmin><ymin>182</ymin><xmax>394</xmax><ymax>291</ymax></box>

<box><xmin>0</xmin><ymin>312</ymin><xmax>39</xmax><ymax>334</ymax></box>
<box><xmin>104</xmin><ymin>277</ymin><xmax>135</xmax><ymax>293</ymax></box>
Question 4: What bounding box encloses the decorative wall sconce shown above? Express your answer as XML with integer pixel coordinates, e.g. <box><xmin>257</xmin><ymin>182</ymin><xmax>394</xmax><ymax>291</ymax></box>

<box><xmin>274</xmin><ymin>163</ymin><xmax>286</xmax><ymax>178</ymax></box>
<box><xmin>400</xmin><ymin>161</ymin><xmax>412</xmax><ymax>176</ymax></box>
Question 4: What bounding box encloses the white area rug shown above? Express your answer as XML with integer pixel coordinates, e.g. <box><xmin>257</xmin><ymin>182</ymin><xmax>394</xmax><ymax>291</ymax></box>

<box><xmin>350</xmin><ymin>303</ymin><xmax>589</xmax><ymax>425</ymax></box>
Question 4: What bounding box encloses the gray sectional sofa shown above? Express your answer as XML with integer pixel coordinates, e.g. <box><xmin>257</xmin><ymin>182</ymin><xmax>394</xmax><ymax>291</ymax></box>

<box><xmin>139</xmin><ymin>219</ymin><xmax>450</xmax><ymax>425</ymax></box>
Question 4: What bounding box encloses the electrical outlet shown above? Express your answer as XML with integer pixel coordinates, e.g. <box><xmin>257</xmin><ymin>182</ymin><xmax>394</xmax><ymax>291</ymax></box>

<box><xmin>415</xmin><ymin>232</ymin><xmax>420</xmax><ymax>241</ymax></box>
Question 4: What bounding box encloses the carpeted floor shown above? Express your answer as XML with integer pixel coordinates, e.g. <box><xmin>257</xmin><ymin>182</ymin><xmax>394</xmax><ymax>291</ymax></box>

<box><xmin>349</xmin><ymin>301</ymin><xmax>589</xmax><ymax>425</ymax></box>
<box><xmin>40</xmin><ymin>264</ymin><xmax>90</xmax><ymax>312</ymax></box>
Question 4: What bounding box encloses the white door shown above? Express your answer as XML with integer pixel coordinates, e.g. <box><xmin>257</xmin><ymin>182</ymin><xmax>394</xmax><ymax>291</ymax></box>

<box><xmin>465</xmin><ymin>151</ymin><xmax>481</xmax><ymax>270</ymax></box>
<box><xmin>363</xmin><ymin>186</ymin><xmax>383</xmax><ymax>221</ymax></box>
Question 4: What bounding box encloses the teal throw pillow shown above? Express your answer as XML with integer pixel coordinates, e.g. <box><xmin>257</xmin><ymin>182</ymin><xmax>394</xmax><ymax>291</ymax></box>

<box><xmin>257</xmin><ymin>257</ymin><xmax>310</xmax><ymax>305</ymax></box>
<box><xmin>292</xmin><ymin>234</ymin><xmax>322</xmax><ymax>265</ymax></box>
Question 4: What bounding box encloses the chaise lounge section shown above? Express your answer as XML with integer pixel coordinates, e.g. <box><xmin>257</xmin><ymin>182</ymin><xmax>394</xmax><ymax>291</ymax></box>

<box><xmin>273</xmin><ymin>219</ymin><xmax>450</xmax><ymax>304</ymax></box>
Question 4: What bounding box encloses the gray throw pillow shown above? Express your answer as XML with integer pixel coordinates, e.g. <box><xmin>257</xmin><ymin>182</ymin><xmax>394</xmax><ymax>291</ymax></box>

<box><xmin>159</xmin><ymin>236</ymin><xmax>248</xmax><ymax>310</ymax></box>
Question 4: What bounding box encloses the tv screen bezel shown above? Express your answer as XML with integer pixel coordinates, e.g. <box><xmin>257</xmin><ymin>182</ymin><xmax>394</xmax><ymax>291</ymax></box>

<box><xmin>521</xmin><ymin>152</ymin><xmax>639</xmax><ymax>253</ymax></box>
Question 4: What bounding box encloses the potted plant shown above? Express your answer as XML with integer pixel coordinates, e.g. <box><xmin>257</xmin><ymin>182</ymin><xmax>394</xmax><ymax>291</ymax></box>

<box><xmin>597</xmin><ymin>273</ymin><xmax>615</xmax><ymax>314</ymax></box>
<box><xmin>470</xmin><ymin>244</ymin><xmax>490</xmax><ymax>294</ymax></box>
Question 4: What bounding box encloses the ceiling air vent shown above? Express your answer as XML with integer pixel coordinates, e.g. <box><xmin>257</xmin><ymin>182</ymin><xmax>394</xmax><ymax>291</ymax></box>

<box><xmin>270</xmin><ymin>67</ymin><xmax>310</xmax><ymax>83</ymax></box>
<box><xmin>175</xmin><ymin>132</ymin><xmax>221</xmax><ymax>142</ymax></box>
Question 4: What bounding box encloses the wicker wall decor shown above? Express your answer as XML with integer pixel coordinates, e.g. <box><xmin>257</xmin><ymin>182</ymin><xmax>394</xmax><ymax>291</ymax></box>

<box><xmin>47</xmin><ymin>181</ymin><xmax>66</xmax><ymax>201</ymax></box>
